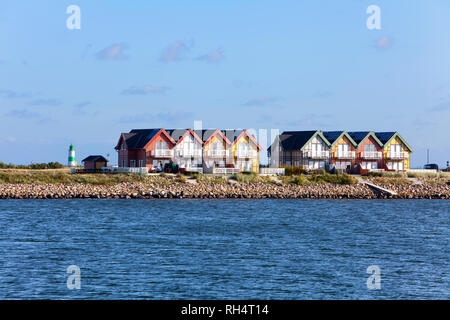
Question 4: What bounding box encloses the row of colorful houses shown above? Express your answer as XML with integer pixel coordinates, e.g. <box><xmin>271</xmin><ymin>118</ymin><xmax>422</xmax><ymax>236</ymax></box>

<box><xmin>268</xmin><ymin>131</ymin><xmax>413</xmax><ymax>172</ymax></box>
<box><xmin>115</xmin><ymin>128</ymin><xmax>413</xmax><ymax>174</ymax></box>
<box><xmin>115</xmin><ymin>128</ymin><xmax>262</xmax><ymax>173</ymax></box>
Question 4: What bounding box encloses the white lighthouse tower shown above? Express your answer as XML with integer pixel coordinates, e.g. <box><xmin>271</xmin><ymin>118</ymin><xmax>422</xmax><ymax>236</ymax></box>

<box><xmin>68</xmin><ymin>144</ymin><xmax>77</xmax><ymax>167</ymax></box>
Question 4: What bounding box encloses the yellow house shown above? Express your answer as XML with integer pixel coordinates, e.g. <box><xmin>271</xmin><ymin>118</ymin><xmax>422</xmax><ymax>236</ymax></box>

<box><xmin>197</xmin><ymin>129</ymin><xmax>232</xmax><ymax>173</ymax></box>
<box><xmin>223</xmin><ymin>130</ymin><xmax>261</xmax><ymax>173</ymax></box>
<box><xmin>375</xmin><ymin>132</ymin><xmax>413</xmax><ymax>171</ymax></box>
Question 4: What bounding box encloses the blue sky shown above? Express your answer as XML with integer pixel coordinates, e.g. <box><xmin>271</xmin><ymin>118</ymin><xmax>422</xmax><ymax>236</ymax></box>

<box><xmin>1</xmin><ymin>0</ymin><xmax>449</xmax><ymax>167</ymax></box>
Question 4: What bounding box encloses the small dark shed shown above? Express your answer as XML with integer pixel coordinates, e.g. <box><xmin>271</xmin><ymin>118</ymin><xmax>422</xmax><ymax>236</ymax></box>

<box><xmin>82</xmin><ymin>155</ymin><xmax>108</xmax><ymax>170</ymax></box>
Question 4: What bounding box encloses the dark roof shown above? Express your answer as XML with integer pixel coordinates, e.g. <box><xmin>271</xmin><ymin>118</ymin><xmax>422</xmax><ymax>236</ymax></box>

<box><xmin>275</xmin><ymin>131</ymin><xmax>318</xmax><ymax>151</ymax></box>
<box><xmin>193</xmin><ymin>129</ymin><xmax>223</xmax><ymax>143</ymax></box>
<box><xmin>123</xmin><ymin>128</ymin><xmax>162</xmax><ymax>149</ymax></box>
<box><xmin>347</xmin><ymin>131</ymin><xmax>371</xmax><ymax>144</ymax></box>
<box><xmin>322</xmin><ymin>131</ymin><xmax>344</xmax><ymax>145</ymax></box>
<box><xmin>222</xmin><ymin>129</ymin><xmax>245</xmax><ymax>143</ymax></box>
<box><xmin>165</xmin><ymin>129</ymin><xmax>189</xmax><ymax>142</ymax></box>
<box><xmin>82</xmin><ymin>155</ymin><xmax>108</xmax><ymax>162</ymax></box>
<box><xmin>374</xmin><ymin>131</ymin><xmax>413</xmax><ymax>151</ymax></box>
<box><xmin>374</xmin><ymin>132</ymin><xmax>396</xmax><ymax>144</ymax></box>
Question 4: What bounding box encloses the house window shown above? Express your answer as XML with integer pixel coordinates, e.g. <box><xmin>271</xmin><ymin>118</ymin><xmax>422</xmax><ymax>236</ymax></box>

<box><xmin>156</xmin><ymin>141</ymin><xmax>168</xmax><ymax>150</ymax></box>
<box><xmin>364</xmin><ymin>144</ymin><xmax>375</xmax><ymax>152</ymax></box>
<box><xmin>212</xmin><ymin>142</ymin><xmax>222</xmax><ymax>150</ymax></box>
<box><xmin>312</xmin><ymin>143</ymin><xmax>322</xmax><ymax>156</ymax></box>
<box><xmin>121</xmin><ymin>143</ymin><xmax>126</xmax><ymax>151</ymax></box>
<box><xmin>338</xmin><ymin>144</ymin><xmax>349</xmax><ymax>157</ymax></box>
<box><xmin>391</xmin><ymin>144</ymin><xmax>401</xmax><ymax>158</ymax></box>
<box><xmin>239</xmin><ymin>142</ymin><xmax>250</xmax><ymax>152</ymax></box>
<box><xmin>138</xmin><ymin>160</ymin><xmax>143</xmax><ymax>168</ymax></box>
<box><xmin>130</xmin><ymin>160</ymin><xmax>136</xmax><ymax>167</ymax></box>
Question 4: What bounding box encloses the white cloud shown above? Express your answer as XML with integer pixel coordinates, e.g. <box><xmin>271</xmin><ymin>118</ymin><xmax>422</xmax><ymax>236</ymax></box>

<box><xmin>375</xmin><ymin>36</ymin><xmax>393</xmax><ymax>49</ymax></box>
<box><xmin>96</xmin><ymin>43</ymin><xmax>129</xmax><ymax>60</ymax></box>
<box><xmin>160</xmin><ymin>41</ymin><xmax>190</xmax><ymax>62</ymax></box>
<box><xmin>197</xmin><ymin>48</ymin><xmax>224</xmax><ymax>63</ymax></box>
<box><xmin>122</xmin><ymin>86</ymin><xmax>170</xmax><ymax>95</ymax></box>
<box><xmin>243</xmin><ymin>97</ymin><xmax>281</xmax><ymax>107</ymax></box>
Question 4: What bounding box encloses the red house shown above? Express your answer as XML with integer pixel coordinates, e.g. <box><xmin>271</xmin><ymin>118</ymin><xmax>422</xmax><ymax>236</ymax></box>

<box><xmin>115</xmin><ymin>128</ymin><xmax>176</xmax><ymax>171</ymax></box>
<box><xmin>348</xmin><ymin>131</ymin><xmax>384</xmax><ymax>172</ymax></box>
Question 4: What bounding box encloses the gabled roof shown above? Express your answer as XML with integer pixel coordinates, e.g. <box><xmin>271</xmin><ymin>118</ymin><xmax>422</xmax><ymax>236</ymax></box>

<box><xmin>347</xmin><ymin>131</ymin><xmax>383</xmax><ymax>148</ymax></box>
<box><xmin>82</xmin><ymin>155</ymin><xmax>108</xmax><ymax>162</ymax></box>
<box><xmin>222</xmin><ymin>129</ymin><xmax>262</xmax><ymax>150</ymax></box>
<box><xmin>375</xmin><ymin>131</ymin><xmax>413</xmax><ymax>152</ymax></box>
<box><xmin>323</xmin><ymin>131</ymin><xmax>357</xmax><ymax>147</ymax></box>
<box><xmin>115</xmin><ymin>128</ymin><xmax>175</xmax><ymax>150</ymax></box>
<box><xmin>194</xmin><ymin>129</ymin><xmax>231</xmax><ymax>145</ymax></box>
<box><xmin>272</xmin><ymin>130</ymin><xmax>331</xmax><ymax>151</ymax></box>
<box><xmin>165</xmin><ymin>129</ymin><xmax>203</xmax><ymax>145</ymax></box>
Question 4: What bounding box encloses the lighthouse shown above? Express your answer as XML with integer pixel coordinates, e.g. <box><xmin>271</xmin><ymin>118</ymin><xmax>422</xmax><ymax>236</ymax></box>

<box><xmin>68</xmin><ymin>144</ymin><xmax>77</xmax><ymax>167</ymax></box>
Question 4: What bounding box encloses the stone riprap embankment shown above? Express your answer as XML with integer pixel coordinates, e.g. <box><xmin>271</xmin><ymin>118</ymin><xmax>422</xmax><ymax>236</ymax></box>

<box><xmin>0</xmin><ymin>181</ymin><xmax>449</xmax><ymax>199</ymax></box>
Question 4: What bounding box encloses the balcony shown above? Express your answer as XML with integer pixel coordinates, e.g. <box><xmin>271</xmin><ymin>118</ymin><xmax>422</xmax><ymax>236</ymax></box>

<box><xmin>386</xmin><ymin>152</ymin><xmax>409</xmax><ymax>160</ymax></box>
<box><xmin>185</xmin><ymin>167</ymin><xmax>203</xmax><ymax>174</ymax></box>
<box><xmin>333</xmin><ymin>151</ymin><xmax>356</xmax><ymax>159</ymax></box>
<box><xmin>151</xmin><ymin>149</ymin><xmax>174</xmax><ymax>158</ymax></box>
<box><xmin>213</xmin><ymin>167</ymin><xmax>241</xmax><ymax>175</ymax></box>
<box><xmin>176</xmin><ymin>149</ymin><xmax>202</xmax><ymax>158</ymax></box>
<box><xmin>236</xmin><ymin>150</ymin><xmax>258</xmax><ymax>158</ymax></box>
<box><xmin>360</xmin><ymin>151</ymin><xmax>382</xmax><ymax>159</ymax></box>
<box><xmin>303</xmin><ymin>151</ymin><xmax>330</xmax><ymax>159</ymax></box>
<box><xmin>205</xmin><ymin>150</ymin><xmax>229</xmax><ymax>158</ymax></box>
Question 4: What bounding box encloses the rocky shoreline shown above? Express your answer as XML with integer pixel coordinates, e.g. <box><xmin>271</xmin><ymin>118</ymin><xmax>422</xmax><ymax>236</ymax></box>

<box><xmin>1</xmin><ymin>181</ymin><xmax>449</xmax><ymax>199</ymax></box>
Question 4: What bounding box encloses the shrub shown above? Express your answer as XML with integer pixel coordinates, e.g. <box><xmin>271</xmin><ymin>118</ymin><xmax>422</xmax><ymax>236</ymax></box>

<box><xmin>200</xmin><ymin>175</ymin><xmax>226</xmax><ymax>184</ymax></box>
<box><xmin>0</xmin><ymin>161</ymin><xmax>65</xmax><ymax>169</ymax></box>
<box><xmin>336</xmin><ymin>174</ymin><xmax>357</xmax><ymax>185</ymax></box>
<box><xmin>282</xmin><ymin>166</ymin><xmax>308</xmax><ymax>176</ymax></box>
<box><xmin>367</xmin><ymin>171</ymin><xmax>383</xmax><ymax>177</ymax></box>
<box><xmin>367</xmin><ymin>177</ymin><xmax>411</xmax><ymax>185</ymax></box>
<box><xmin>232</xmin><ymin>172</ymin><xmax>259</xmax><ymax>183</ymax></box>
<box><xmin>367</xmin><ymin>171</ymin><xmax>404</xmax><ymax>178</ymax></box>
<box><xmin>308</xmin><ymin>172</ymin><xmax>356</xmax><ymax>185</ymax></box>
<box><xmin>289</xmin><ymin>175</ymin><xmax>309</xmax><ymax>185</ymax></box>
<box><xmin>191</xmin><ymin>172</ymin><xmax>201</xmax><ymax>180</ymax></box>
<box><xmin>175</xmin><ymin>174</ymin><xmax>187</xmax><ymax>183</ymax></box>
<box><xmin>408</xmin><ymin>171</ymin><xmax>450</xmax><ymax>178</ymax></box>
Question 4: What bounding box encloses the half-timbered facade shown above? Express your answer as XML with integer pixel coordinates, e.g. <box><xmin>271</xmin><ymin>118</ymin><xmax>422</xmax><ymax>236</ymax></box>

<box><xmin>115</xmin><ymin>128</ymin><xmax>176</xmax><ymax>171</ymax></box>
<box><xmin>223</xmin><ymin>129</ymin><xmax>261</xmax><ymax>173</ymax></box>
<box><xmin>166</xmin><ymin>129</ymin><xmax>203</xmax><ymax>171</ymax></box>
<box><xmin>323</xmin><ymin>131</ymin><xmax>358</xmax><ymax>172</ymax></box>
<box><xmin>195</xmin><ymin>129</ymin><xmax>232</xmax><ymax>173</ymax></box>
<box><xmin>268</xmin><ymin>131</ymin><xmax>331</xmax><ymax>170</ymax></box>
<box><xmin>375</xmin><ymin>132</ymin><xmax>413</xmax><ymax>171</ymax></box>
<box><xmin>347</xmin><ymin>131</ymin><xmax>384</xmax><ymax>172</ymax></box>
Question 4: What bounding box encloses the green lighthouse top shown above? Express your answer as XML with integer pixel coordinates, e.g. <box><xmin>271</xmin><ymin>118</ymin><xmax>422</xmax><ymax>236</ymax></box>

<box><xmin>69</xmin><ymin>144</ymin><xmax>74</xmax><ymax>151</ymax></box>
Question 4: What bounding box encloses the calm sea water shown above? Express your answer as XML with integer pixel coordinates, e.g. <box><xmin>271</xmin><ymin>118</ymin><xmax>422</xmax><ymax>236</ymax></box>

<box><xmin>0</xmin><ymin>199</ymin><xmax>448</xmax><ymax>299</ymax></box>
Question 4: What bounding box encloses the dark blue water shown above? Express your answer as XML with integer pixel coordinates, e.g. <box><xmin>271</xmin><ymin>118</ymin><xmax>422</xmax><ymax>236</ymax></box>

<box><xmin>0</xmin><ymin>199</ymin><xmax>448</xmax><ymax>299</ymax></box>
